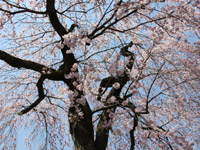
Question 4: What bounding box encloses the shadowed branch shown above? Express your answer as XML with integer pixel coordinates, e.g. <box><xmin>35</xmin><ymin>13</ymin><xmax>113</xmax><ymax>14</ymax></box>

<box><xmin>18</xmin><ymin>75</ymin><xmax>46</xmax><ymax>115</ymax></box>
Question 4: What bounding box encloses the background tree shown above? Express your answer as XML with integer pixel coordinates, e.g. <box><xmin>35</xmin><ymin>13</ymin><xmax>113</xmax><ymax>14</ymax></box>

<box><xmin>0</xmin><ymin>0</ymin><xmax>199</xmax><ymax>149</ymax></box>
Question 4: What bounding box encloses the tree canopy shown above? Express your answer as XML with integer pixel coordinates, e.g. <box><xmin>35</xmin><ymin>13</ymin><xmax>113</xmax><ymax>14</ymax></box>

<box><xmin>0</xmin><ymin>0</ymin><xmax>200</xmax><ymax>149</ymax></box>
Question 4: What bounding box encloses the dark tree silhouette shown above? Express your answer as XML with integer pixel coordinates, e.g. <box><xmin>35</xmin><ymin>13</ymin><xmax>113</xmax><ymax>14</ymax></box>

<box><xmin>0</xmin><ymin>0</ymin><xmax>199</xmax><ymax>150</ymax></box>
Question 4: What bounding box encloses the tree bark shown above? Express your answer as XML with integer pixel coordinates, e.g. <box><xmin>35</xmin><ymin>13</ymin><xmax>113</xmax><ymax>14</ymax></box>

<box><xmin>46</xmin><ymin>1</ymin><xmax>95</xmax><ymax>149</ymax></box>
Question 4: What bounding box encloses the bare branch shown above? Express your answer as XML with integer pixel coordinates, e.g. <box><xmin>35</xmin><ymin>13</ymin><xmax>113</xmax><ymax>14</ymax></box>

<box><xmin>0</xmin><ymin>0</ymin><xmax>46</xmax><ymax>15</ymax></box>
<box><xmin>148</xmin><ymin>78</ymin><xmax>198</xmax><ymax>103</ymax></box>
<box><xmin>0</xmin><ymin>50</ymin><xmax>49</xmax><ymax>73</ymax></box>
<box><xmin>130</xmin><ymin>116</ymin><xmax>138</xmax><ymax>150</ymax></box>
<box><xmin>18</xmin><ymin>76</ymin><xmax>46</xmax><ymax>115</ymax></box>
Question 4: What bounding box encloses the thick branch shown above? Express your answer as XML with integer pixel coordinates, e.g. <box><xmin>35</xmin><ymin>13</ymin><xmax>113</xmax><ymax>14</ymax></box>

<box><xmin>95</xmin><ymin>55</ymin><xmax>134</xmax><ymax>149</ymax></box>
<box><xmin>130</xmin><ymin>116</ymin><xmax>138</xmax><ymax>150</ymax></box>
<box><xmin>95</xmin><ymin>88</ymin><xmax>120</xmax><ymax>150</ymax></box>
<box><xmin>46</xmin><ymin>0</ymin><xmax>78</xmax><ymax>73</ymax></box>
<box><xmin>97</xmin><ymin>42</ymin><xmax>134</xmax><ymax>101</ymax></box>
<box><xmin>68</xmin><ymin>100</ymin><xmax>95</xmax><ymax>150</ymax></box>
<box><xmin>0</xmin><ymin>50</ymin><xmax>71</xmax><ymax>82</ymax></box>
<box><xmin>46</xmin><ymin>0</ymin><xmax>67</xmax><ymax>38</ymax></box>
<box><xmin>18</xmin><ymin>76</ymin><xmax>46</xmax><ymax>115</ymax></box>
<box><xmin>46</xmin><ymin>2</ymin><xmax>95</xmax><ymax>148</ymax></box>
<box><xmin>0</xmin><ymin>50</ymin><xmax>48</xmax><ymax>73</ymax></box>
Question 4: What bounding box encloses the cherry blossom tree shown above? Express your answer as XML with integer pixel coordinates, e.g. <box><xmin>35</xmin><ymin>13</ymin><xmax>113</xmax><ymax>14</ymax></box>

<box><xmin>0</xmin><ymin>0</ymin><xmax>200</xmax><ymax>149</ymax></box>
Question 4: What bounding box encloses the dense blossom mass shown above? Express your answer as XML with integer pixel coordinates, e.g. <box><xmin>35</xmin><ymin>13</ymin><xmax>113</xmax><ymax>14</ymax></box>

<box><xmin>0</xmin><ymin>0</ymin><xmax>199</xmax><ymax>150</ymax></box>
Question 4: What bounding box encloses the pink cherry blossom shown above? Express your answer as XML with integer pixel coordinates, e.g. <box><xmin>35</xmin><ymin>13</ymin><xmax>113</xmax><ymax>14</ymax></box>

<box><xmin>0</xmin><ymin>0</ymin><xmax>199</xmax><ymax>150</ymax></box>
<box><xmin>112</xmin><ymin>82</ymin><xmax>120</xmax><ymax>89</ymax></box>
